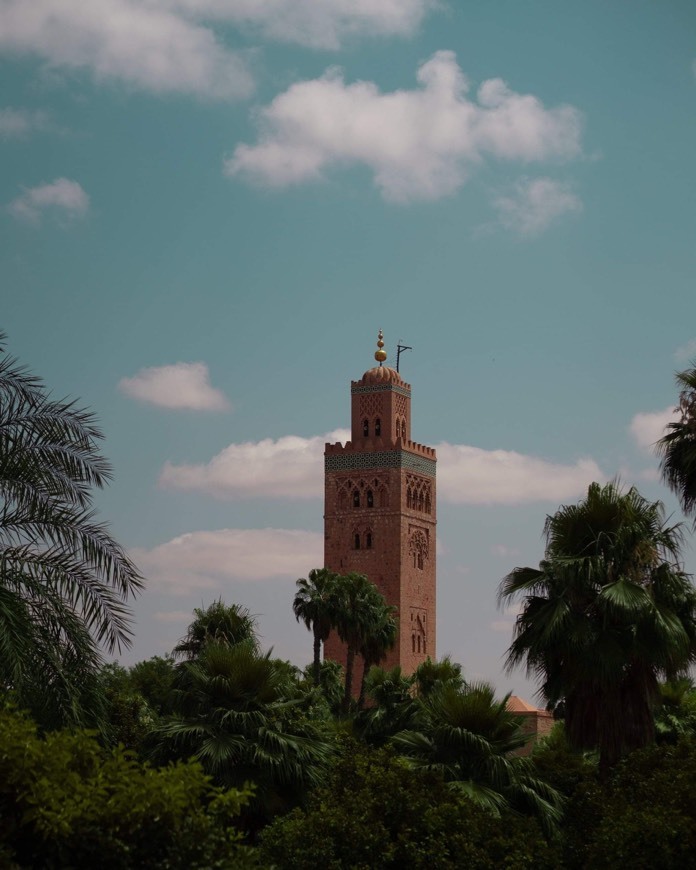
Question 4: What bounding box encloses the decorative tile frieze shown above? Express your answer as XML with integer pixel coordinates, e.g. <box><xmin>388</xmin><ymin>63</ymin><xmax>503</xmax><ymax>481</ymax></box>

<box><xmin>325</xmin><ymin>450</ymin><xmax>436</xmax><ymax>477</ymax></box>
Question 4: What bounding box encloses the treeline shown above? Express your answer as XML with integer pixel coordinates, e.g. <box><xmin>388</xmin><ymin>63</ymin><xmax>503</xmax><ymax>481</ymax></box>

<box><xmin>3</xmin><ymin>333</ymin><xmax>696</xmax><ymax>867</ymax></box>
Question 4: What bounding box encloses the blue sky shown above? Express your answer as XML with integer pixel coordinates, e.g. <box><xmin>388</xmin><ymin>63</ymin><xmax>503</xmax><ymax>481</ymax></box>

<box><xmin>2</xmin><ymin>0</ymin><xmax>696</xmax><ymax>700</ymax></box>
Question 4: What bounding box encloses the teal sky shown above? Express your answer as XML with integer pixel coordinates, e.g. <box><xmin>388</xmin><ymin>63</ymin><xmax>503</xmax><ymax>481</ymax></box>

<box><xmin>2</xmin><ymin>0</ymin><xmax>696</xmax><ymax>699</ymax></box>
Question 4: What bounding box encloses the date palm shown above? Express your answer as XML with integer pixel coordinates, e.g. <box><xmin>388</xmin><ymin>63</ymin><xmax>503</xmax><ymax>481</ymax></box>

<box><xmin>0</xmin><ymin>333</ymin><xmax>142</xmax><ymax>728</ymax></box>
<box><xmin>657</xmin><ymin>365</ymin><xmax>696</xmax><ymax>520</ymax></box>
<box><xmin>357</xmin><ymin>601</ymin><xmax>397</xmax><ymax>708</ymax></box>
<box><xmin>174</xmin><ymin>599</ymin><xmax>257</xmax><ymax>661</ymax></box>
<box><xmin>499</xmin><ymin>481</ymin><xmax>696</xmax><ymax>777</ymax></box>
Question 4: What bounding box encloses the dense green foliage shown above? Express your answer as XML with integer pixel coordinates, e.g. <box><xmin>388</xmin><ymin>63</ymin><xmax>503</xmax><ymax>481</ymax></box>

<box><xmin>0</xmin><ymin>706</ymin><xmax>256</xmax><ymax>869</ymax></box>
<box><xmin>260</xmin><ymin>740</ymin><xmax>560</xmax><ymax>870</ymax></box>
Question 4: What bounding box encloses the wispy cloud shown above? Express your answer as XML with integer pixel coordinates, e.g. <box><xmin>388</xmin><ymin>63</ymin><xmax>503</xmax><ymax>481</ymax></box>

<box><xmin>118</xmin><ymin>362</ymin><xmax>230</xmax><ymax>411</ymax></box>
<box><xmin>8</xmin><ymin>177</ymin><xmax>89</xmax><ymax>224</ymax></box>
<box><xmin>628</xmin><ymin>406</ymin><xmax>677</xmax><ymax>453</ymax></box>
<box><xmin>0</xmin><ymin>107</ymin><xmax>51</xmax><ymax>139</ymax></box>
<box><xmin>160</xmin><ymin>429</ymin><xmax>602</xmax><ymax>505</ymax></box>
<box><xmin>492</xmin><ymin>176</ymin><xmax>582</xmax><ymax>236</ymax></box>
<box><xmin>674</xmin><ymin>338</ymin><xmax>696</xmax><ymax>363</ymax></box>
<box><xmin>156</xmin><ymin>0</ymin><xmax>436</xmax><ymax>50</ymax></box>
<box><xmin>226</xmin><ymin>51</ymin><xmax>583</xmax><ymax>202</ymax></box>
<box><xmin>133</xmin><ymin>528</ymin><xmax>323</xmax><ymax>595</ymax></box>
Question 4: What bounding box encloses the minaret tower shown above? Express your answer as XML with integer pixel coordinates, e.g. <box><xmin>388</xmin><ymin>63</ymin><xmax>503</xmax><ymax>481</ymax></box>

<box><xmin>323</xmin><ymin>331</ymin><xmax>437</xmax><ymax>680</ymax></box>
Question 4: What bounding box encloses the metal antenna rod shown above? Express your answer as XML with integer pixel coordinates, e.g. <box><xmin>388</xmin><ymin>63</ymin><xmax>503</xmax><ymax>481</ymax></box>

<box><xmin>396</xmin><ymin>341</ymin><xmax>412</xmax><ymax>373</ymax></box>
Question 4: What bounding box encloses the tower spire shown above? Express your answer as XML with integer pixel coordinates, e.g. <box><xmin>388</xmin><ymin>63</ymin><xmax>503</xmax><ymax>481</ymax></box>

<box><xmin>374</xmin><ymin>329</ymin><xmax>387</xmax><ymax>366</ymax></box>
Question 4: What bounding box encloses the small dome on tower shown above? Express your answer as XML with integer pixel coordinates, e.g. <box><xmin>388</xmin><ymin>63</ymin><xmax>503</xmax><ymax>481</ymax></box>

<box><xmin>361</xmin><ymin>365</ymin><xmax>403</xmax><ymax>385</ymax></box>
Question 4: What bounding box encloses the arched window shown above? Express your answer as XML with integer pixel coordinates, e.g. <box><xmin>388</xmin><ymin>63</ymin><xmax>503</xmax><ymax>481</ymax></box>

<box><xmin>375</xmin><ymin>418</ymin><xmax>381</xmax><ymax>436</ymax></box>
<box><xmin>419</xmin><ymin>491</ymin><xmax>425</xmax><ymax>512</ymax></box>
<box><xmin>396</xmin><ymin>419</ymin><xmax>401</xmax><ymax>438</ymax></box>
<box><xmin>353</xmin><ymin>490</ymin><xmax>360</xmax><ymax>508</ymax></box>
<box><xmin>407</xmin><ymin>488</ymin><xmax>412</xmax><ymax>509</ymax></box>
<box><xmin>417</xmin><ymin>551</ymin><xmax>424</xmax><ymax>570</ymax></box>
<box><xmin>412</xmin><ymin>635</ymin><xmax>416</xmax><ymax>653</ymax></box>
<box><xmin>354</xmin><ymin>533</ymin><xmax>361</xmax><ymax>550</ymax></box>
<box><xmin>366</xmin><ymin>532</ymin><xmax>372</xmax><ymax>549</ymax></box>
<box><xmin>363</xmin><ymin>419</ymin><xmax>369</xmax><ymax>437</ymax></box>
<box><xmin>366</xmin><ymin>489</ymin><xmax>374</xmax><ymax>508</ymax></box>
<box><xmin>425</xmin><ymin>495</ymin><xmax>431</xmax><ymax>514</ymax></box>
<box><xmin>401</xmin><ymin>420</ymin><xmax>406</xmax><ymax>440</ymax></box>
<box><xmin>417</xmin><ymin>635</ymin><xmax>421</xmax><ymax>653</ymax></box>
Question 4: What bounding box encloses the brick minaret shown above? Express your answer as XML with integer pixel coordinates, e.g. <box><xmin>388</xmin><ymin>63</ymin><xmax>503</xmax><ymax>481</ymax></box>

<box><xmin>323</xmin><ymin>331</ymin><xmax>436</xmax><ymax>683</ymax></box>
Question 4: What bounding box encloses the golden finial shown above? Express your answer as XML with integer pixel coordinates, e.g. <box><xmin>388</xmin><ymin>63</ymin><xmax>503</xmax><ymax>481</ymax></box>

<box><xmin>374</xmin><ymin>329</ymin><xmax>387</xmax><ymax>365</ymax></box>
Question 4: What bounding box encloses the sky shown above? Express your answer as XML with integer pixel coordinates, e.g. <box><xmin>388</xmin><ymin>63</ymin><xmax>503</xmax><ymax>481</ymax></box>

<box><xmin>2</xmin><ymin>0</ymin><xmax>696</xmax><ymax>701</ymax></box>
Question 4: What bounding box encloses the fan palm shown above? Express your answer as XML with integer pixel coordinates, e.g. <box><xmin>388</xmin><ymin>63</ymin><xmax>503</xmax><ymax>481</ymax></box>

<box><xmin>158</xmin><ymin>641</ymin><xmax>334</xmax><ymax>811</ymax></box>
<box><xmin>173</xmin><ymin>598</ymin><xmax>257</xmax><ymax>661</ymax></box>
<box><xmin>293</xmin><ymin>568</ymin><xmax>338</xmax><ymax>685</ymax></box>
<box><xmin>657</xmin><ymin>365</ymin><xmax>696</xmax><ymax>520</ymax></box>
<box><xmin>499</xmin><ymin>481</ymin><xmax>696</xmax><ymax>776</ymax></box>
<box><xmin>393</xmin><ymin>682</ymin><xmax>563</xmax><ymax>836</ymax></box>
<box><xmin>332</xmin><ymin>572</ymin><xmax>387</xmax><ymax>713</ymax></box>
<box><xmin>0</xmin><ymin>333</ymin><xmax>142</xmax><ymax>729</ymax></box>
<box><xmin>357</xmin><ymin>601</ymin><xmax>397</xmax><ymax>707</ymax></box>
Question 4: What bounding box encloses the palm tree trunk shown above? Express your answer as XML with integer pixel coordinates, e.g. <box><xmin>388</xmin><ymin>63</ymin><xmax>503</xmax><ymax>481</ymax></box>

<box><xmin>358</xmin><ymin>657</ymin><xmax>370</xmax><ymax>709</ymax></box>
<box><xmin>313</xmin><ymin>632</ymin><xmax>321</xmax><ymax>685</ymax></box>
<box><xmin>342</xmin><ymin>646</ymin><xmax>355</xmax><ymax>714</ymax></box>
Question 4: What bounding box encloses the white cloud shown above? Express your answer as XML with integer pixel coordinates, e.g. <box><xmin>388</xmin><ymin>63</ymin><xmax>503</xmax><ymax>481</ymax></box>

<box><xmin>674</xmin><ymin>338</ymin><xmax>696</xmax><ymax>363</ymax></box>
<box><xmin>118</xmin><ymin>362</ymin><xmax>230</xmax><ymax>411</ymax></box>
<box><xmin>156</xmin><ymin>0</ymin><xmax>435</xmax><ymax>50</ymax></box>
<box><xmin>132</xmin><ymin>527</ymin><xmax>323</xmax><ymax>595</ymax></box>
<box><xmin>160</xmin><ymin>429</ymin><xmax>602</xmax><ymax>505</ymax></box>
<box><xmin>0</xmin><ymin>107</ymin><xmax>50</xmax><ymax>138</ymax></box>
<box><xmin>225</xmin><ymin>51</ymin><xmax>583</xmax><ymax>202</ymax></box>
<box><xmin>492</xmin><ymin>176</ymin><xmax>582</xmax><ymax>236</ymax></box>
<box><xmin>0</xmin><ymin>0</ymin><xmax>253</xmax><ymax>101</ymax></box>
<box><xmin>491</xmin><ymin>544</ymin><xmax>521</xmax><ymax>559</ymax></box>
<box><xmin>628</xmin><ymin>406</ymin><xmax>677</xmax><ymax>453</ymax></box>
<box><xmin>153</xmin><ymin>610</ymin><xmax>194</xmax><ymax>623</ymax></box>
<box><xmin>436</xmin><ymin>443</ymin><xmax>602</xmax><ymax>505</ymax></box>
<box><xmin>8</xmin><ymin>177</ymin><xmax>89</xmax><ymax>224</ymax></box>
<box><xmin>160</xmin><ymin>429</ymin><xmax>350</xmax><ymax>497</ymax></box>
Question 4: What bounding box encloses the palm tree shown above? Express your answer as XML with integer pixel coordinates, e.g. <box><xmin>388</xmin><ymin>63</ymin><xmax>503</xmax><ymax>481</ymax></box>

<box><xmin>332</xmin><ymin>572</ymin><xmax>386</xmax><ymax>713</ymax></box>
<box><xmin>393</xmin><ymin>682</ymin><xmax>563</xmax><ymax>836</ymax></box>
<box><xmin>173</xmin><ymin>599</ymin><xmax>257</xmax><ymax>661</ymax></box>
<box><xmin>657</xmin><ymin>364</ymin><xmax>696</xmax><ymax>520</ymax></box>
<box><xmin>499</xmin><ymin>481</ymin><xmax>696</xmax><ymax>777</ymax></box>
<box><xmin>292</xmin><ymin>568</ymin><xmax>338</xmax><ymax>685</ymax></box>
<box><xmin>157</xmin><ymin>640</ymin><xmax>334</xmax><ymax>815</ymax></box>
<box><xmin>357</xmin><ymin>601</ymin><xmax>398</xmax><ymax>707</ymax></box>
<box><xmin>0</xmin><ymin>332</ymin><xmax>142</xmax><ymax>729</ymax></box>
<box><xmin>413</xmin><ymin>654</ymin><xmax>465</xmax><ymax>698</ymax></box>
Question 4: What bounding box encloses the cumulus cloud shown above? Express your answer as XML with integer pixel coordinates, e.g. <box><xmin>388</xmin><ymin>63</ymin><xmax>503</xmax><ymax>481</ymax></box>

<box><xmin>8</xmin><ymin>177</ymin><xmax>89</xmax><ymax>224</ymax></box>
<box><xmin>628</xmin><ymin>406</ymin><xmax>677</xmax><ymax>453</ymax></box>
<box><xmin>0</xmin><ymin>107</ymin><xmax>50</xmax><ymax>138</ymax></box>
<box><xmin>156</xmin><ymin>0</ymin><xmax>435</xmax><ymax>50</ymax></box>
<box><xmin>160</xmin><ymin>429</ymin><xmax>350</xmax><ymax>497</ymax></box>
<box><xmin>160</xmin><ymin>429</ymin><xmax>602</xmax><ymax>505</ymax></box>
<box><xmin>132</xmin><ymin>527</ymin><xmax>323</xmax><ymax>595</ymax></box>
<box><xmin>118</xmin><ymin>362</ymin><xmax>230</xmax><ymax>411</ymax></box>
<box><xmin>492</xmin><ymin>176</ymin><xmax>582</xmax><ymax>236</ymax></box>
<box><xmin>226</xmin><ymin>51</ymin><xmax>583</xmax><ymax>202</ymax></box>
<box><xmin>436</xmin><ymin>443</ymin><xmax>602</xmax><ymax>505</ymax></box>
<box><xmin>0</xmin><ymin>0</ymin><xmax>253</xmax><ymax>101</ymax></box>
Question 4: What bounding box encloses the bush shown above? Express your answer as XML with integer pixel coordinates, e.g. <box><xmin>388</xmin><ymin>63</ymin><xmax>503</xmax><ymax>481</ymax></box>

<box><xmin>0</xmin><ymin>707</ymin><xmax>257</xmax><ymax>868</ymax></box>
<box><xmin>260</xmin><ymin>739</ymin><xmax>559</xmax><ymax>869</ymax></box>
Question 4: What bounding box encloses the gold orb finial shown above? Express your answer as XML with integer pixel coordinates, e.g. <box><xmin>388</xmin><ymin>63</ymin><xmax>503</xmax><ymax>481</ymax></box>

<box><xmin>374</xmin><ymin>329</ymin><xmax>387</xmax><ymax>365</ymax></box>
